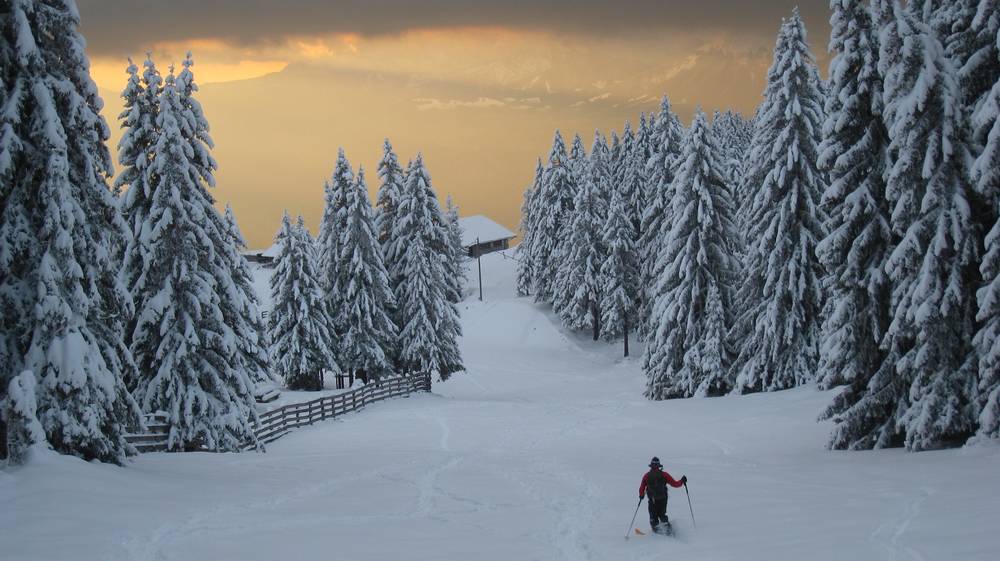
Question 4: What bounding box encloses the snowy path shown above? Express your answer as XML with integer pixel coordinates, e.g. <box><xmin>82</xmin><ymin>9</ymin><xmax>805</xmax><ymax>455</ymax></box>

<box><xmin>3</xmin><ymin>252</ymin><xmax>999</xmax><ymax>561</ymax></box>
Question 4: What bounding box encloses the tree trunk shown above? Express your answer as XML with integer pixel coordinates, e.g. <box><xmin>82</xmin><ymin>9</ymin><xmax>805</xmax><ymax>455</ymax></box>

<box><xmin>624</xmin><ymin>320</ymin><xmax>630</xmax><ymax>358</ymax></box>
<box><xmin>592</xmin><ymin>302</ymin><xmax>600</xmax><ymax>341</ymax></box>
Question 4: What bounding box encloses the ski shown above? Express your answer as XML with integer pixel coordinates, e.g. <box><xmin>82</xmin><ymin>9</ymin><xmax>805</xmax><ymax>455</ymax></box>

<box><xmin>634</xmin><ymin>526</ymin><xmax>675</xmax><ymax>537</ymax></box>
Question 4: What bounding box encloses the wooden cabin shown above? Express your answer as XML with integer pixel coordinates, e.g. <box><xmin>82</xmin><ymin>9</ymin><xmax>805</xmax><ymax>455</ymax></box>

<box><xmin>458</xmin><ymin>215</ymin><xmax>516</xmax><ymax>258</ymax></box>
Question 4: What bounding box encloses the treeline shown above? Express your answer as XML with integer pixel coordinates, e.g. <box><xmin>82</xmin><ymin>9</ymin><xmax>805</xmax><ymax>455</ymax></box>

<box><xmin>517</xmin><ymin>1</ymin><xmax>1000</xmax><ymax>451</ymax></box>
<box><xmin>270</xmin><ymin>145</ymin><xmax>465</xmax><ymax>393</ymax></box>
<box><xmin>0</xmin><ymin>4</ymin><xmax>463</xmax><ymax>465</ymax></box>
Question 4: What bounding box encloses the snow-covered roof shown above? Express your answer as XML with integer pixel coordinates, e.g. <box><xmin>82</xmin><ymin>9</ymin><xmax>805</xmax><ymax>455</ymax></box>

<box><xmin>458</xmin><ymin>215</ymin><xmax>516</xmax><ymax>247</ymax></box>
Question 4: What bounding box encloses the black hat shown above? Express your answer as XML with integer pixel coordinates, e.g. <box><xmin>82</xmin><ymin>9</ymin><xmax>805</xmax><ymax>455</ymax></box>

<box><xmin>649</xmin><ymin>457</ymin><xmax>661</xmax><ymax>468</ymax></box>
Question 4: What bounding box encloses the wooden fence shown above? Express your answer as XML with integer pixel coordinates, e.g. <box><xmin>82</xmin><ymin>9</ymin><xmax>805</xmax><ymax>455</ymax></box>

<box><xmin>125</xmin><ymin>372</ymin><xmax>432</xmax><ymax>453</ymax></box>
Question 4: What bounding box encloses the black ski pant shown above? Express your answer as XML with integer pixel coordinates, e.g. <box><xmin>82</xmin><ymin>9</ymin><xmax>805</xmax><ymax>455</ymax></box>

<box><xmin>647</xmin><ymin>495</ymin><xmax>669</xmax><ymax>529</ymax></box>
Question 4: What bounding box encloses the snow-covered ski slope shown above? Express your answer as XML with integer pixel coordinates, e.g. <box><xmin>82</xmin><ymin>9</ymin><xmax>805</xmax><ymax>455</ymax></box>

<box><xmin>3</xmin><ymin>251</ymin><xmax>999</xmax><ymax>561</ymax></box>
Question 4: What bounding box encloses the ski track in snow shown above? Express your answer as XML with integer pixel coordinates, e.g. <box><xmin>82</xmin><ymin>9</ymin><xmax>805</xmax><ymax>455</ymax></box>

<box><xmin>118</xmin><ymin>467</ymin><xmax>395</xmax><ymax>561</ymax></box>
<box><xmin>869</xmin><ymin>486</ymin><xmax>933</xmax><ymax>561</ymax></box>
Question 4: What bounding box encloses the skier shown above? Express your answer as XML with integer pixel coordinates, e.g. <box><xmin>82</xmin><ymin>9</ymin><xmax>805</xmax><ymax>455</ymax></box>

<box><xmin>638</xmin><ymin>457</ymin><xmax>687</xmax><ymax>534</ymax></box>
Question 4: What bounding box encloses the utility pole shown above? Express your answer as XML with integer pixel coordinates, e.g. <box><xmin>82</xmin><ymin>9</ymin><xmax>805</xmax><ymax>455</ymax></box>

<box><xmin>477</xmin><ymin>237</ymin><xmax>483</xmax><ymax>301</ymax></box>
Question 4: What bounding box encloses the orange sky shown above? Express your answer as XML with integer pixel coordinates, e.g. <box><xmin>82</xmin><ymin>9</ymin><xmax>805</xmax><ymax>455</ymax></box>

<box><xmin>83</xmin><ymin>7</ymin><xmax>830</xmax><ymax>248</ymax></box>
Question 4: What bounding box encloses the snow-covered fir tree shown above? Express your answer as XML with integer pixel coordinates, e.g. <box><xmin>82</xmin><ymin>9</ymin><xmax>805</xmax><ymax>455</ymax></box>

<box><xmin>4</xmin><ymin>371</ymin><xmax>47</xmax><ymax>464</ymax></box>
<box><xmin>815</xmin><ymin>0</ymin><xmax>895</xmax><ymax>450</ymax></box>
<box><xmin>531</xmin><ymin>131</ymin><xmax>576</xmax><ymax>303</ymax></box>
<box><xmin>412</xmin><ymin>159</ymin><xmax>464</xmax><ymax>339</ymax></box>
<box><xmin>599</xmin><ymin>173</ymin><xmax>640</xmax><ymax>357</ymax></box>
<box><xmin>331</xmin><ymin>169</ymin><xmax>398</xmax><ymax>383</ymax></box>
<box><xmin>0</xmin><ymin>0</ymin><xmax>141</xmax><ymax>463</ymax></box>
<box><xmin>129</xmin><ymin>67</ymin><xmax>256</xmax><ymax>451</ymax></box>
<box><xmin>731</xmin><ymin>9</ymin><xmax>827</xmax><ymax>394</ymax></box>
<box><xmin>970</xmin><ymin>0</ymin><xmax>1000</xmax><ymax>440</ymax></box>
<box><xmin>710</xmin><ymin>110</ymin><xmax>753</xmax><ymax>202</ymax></box>
<box><xmin>612</xmin><ymin>122</ymin><xmax>634</xmax><ymax>198</ymax></box>
<box><xmin>182</xmin><ymin>57</ymin><xmax>273</xmax><ymax>395</ymax></box>
<box><xmin>375</xmin><ymin>139</ymin><xmax>407</xmax><ymax>365</ymax></box>
<box><xmin>117</xmin><ymin>56</ymin><xmax>161</xmax><ymax>376</ymax></box>
<box><xmin>115</xmin><ymin>56</ymin><xmax>160</xmax><ymax>202</ymax></box>
<box><xmin>638</xmin><ymin>96</ymin><xmax>685</xmax><ymax>341</ymax></box>
<box><xmin>644</xmin><ymin>110</ymin><xmax>740</xmax><ymax>399</ymax></box>
<box><xmin>393</xmin><ymin>154</ymin><xmax>464</xmax><ymax>380</ymax></box>
<box><xmin>317</xmin><ymin>148</ymin><xmax>354</xmax><ymax>347</ymax></box>
<box><xmin>515</xmin><ymin>159</ymin><xmax>543</xmax><ymax>297</ymax></box>
<box><xmin>444</xmin><ymin>196</ymin><xmax>467</xmax><ymax>303</ymax></box>
<box><xmin>569</xmin><ymin>133</ymin><xmax>588</xmax><ymax>180</ymax></box>
<box><xmin>222</xmin><ymin>205</ymin><xmax>276</xmax><ymax>387</ymax></box>
<box><xmin>631</xmin><ymin>114</ymin><xmax>653</xmax><ymax>231</ymax></box>
<box><xmin>269</xmin><ymin>214</ymin><xmax>337</xmax><ymax>390</ymax></box>
<box><xmin>554</xmin><ymin>132</ymin><xmax>608</xmax><ymax>339</ymax></box>
<box><xmin>958</xmin><ymin>1</ymin><xmax>999</xmax><ymax>126</ymax></box>
<box><xmin>876</xmin><ymin>3</ymin><xmax>980</xmax><ymax>450</ymax></box>
<box><xmin>375</xmin><ymin>139</ymin><xmax>405</xmax><ymax>249</ymax></box>
<box><xmin>617</xmin><ymin>121</ymin><xmax>646</xmax><ymax>238</ymax></box>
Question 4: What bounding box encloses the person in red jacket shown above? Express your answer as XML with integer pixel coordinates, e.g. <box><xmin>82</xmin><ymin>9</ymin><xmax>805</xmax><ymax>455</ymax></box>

<box><xmin>639</xmin><ymin>456</ymin><xmax>686</xmax><ymax>533</ymax></box>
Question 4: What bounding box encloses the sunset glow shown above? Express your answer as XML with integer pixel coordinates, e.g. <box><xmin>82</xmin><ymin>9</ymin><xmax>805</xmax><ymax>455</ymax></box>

<box><xmin>80</xmin><ymin>1</ymin><xmax>830</xmax><ymax>248</ymax></box>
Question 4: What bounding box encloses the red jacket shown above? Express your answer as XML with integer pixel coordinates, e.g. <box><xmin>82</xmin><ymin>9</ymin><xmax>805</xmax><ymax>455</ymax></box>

<box><xmin>639</xmin><ymin>468</ymin><xmax>684</xmax><ymax>498</ymax></box>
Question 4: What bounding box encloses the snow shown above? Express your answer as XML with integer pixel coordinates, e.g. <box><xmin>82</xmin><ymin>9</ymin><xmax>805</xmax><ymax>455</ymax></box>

<box><xmin>3</xmin><ymin>250</ymin><xmax>1000</xmax><ymax>560</ymax></box>
<box><xmin>457</xmin><ymin>214</ymin><xmax>515</xmax><ymax>248</ymax></box>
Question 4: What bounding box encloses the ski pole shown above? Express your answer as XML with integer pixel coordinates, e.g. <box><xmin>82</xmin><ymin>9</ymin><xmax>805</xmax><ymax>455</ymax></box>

<box><xmin>625</xmin><ymin>497</ymin><xmax>643</xmax><ymax>539</ymax></box>
<box><xmin>684</xmin><ymin>482</ymin><xmax>696</xmax><ymax>528</ymax></box>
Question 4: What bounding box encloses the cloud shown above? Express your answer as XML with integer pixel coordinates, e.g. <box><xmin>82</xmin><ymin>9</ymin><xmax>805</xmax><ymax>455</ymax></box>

<box><xmin>651</xmin><ymin>54</ymin><xmax>700</xmax><ymax>84</ymax></box>
<box><xmin>413</xmin><ymin>95</ymin><xmax>547</xmax><ymax>111</ymax></box>
<box><xmin>76</xmin><ymin>0</ymin><xmax>831</xmax><ymax>56</ymax></box>
<box><xmin>413</xmin><ymin>97</ymin><xmax>507</xmax><ymax>110</ymax></box>
<box><xmin>588</xmin><ymin>92</ymin><xmax>612</xmax><ymax>102</ymax></box>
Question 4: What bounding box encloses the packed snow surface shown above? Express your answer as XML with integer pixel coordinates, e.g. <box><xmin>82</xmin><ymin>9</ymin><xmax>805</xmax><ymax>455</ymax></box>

<box><xmin>3</xmin><ymin>251</ymin><xmax>998</xmax><ymax>561</ymax></box>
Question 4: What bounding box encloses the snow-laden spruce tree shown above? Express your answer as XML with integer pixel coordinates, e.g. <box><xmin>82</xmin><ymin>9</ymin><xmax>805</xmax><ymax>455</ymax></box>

<box><xmin>5</xmin><ymin>371</ymin><xmax>48</xmax><ymax>464</ymax></box>
<box><xmin>444</xmin><ymin>196</ymin><xmax>467</xmax><ymax>303</ymax></box>
<box><xmin>731</xmin><ymin>9</ymin><xmax>828</xmax><ymax>394</ymax></box>
<box><xmin>569</xmin><ymin>133</ymin><xmax>588</xmax><ymax>180</ymax></box>
<box><xmin>815</xmin><ymin>0</ymin><xmax>895</xmax><ymax>449</ymax></box>
<box><xmin>330</xmin><ymin>169</ymin><xmax>398</xmax><ymax>382</ymax></box>
<box><xmin>554</xmin><ymin>132</ymin><xmax>609</xmax><ymax>339</ymax></box>
<box><xmin>375</xmin><ymin>140</ymin><xmax>407</xmax><ymax>367</ymax></box>
<box><xmin>222</xmin><ymin>205</ymin><xmax>276</xmax><ymax>387</ymax></box>
<box><xmin>117</xmin><ymin>58</ymin><xmax>161</xmax><ymax>358</ymax></box>
<box><xmin>269</xmin><ymin>214</ymin><xmax>337</xmax><ymax>390</ymax></box>
<box><xmin>644</xmin><ymin>110</ymin><xmax>740</xmax><ymax>399</ymax></box>
<box><xmin>317</xmin><ymin>148</ymin><xmax>354</xmax><ymax>340</ymax></box>
<box><xmin>375</xmin><ymin>139</ymin><xmax>405</xmax><ymax>248</ymax></box>
<box><xmin>638</xmin><ymin>96</ymin><xmax>685</xmax><ymax>340</ymax></box>
<box><xmin>970</xmin><ymin>0</ymin><xmax>1000</xmax><ymax>439</ymax></box>
<box><xmin>599</xmin><ymin>177</ymin><xmax>640</xmax><ymax>357</ymax></box>
<box><xmin>515</xmin><ymin>159</ymin><xmax>543</xmax><ymax>297</ymax></box>
<box><xmin>617</xmin><ymin>122</ymin><xmax>646</xmax><ymax>239</ymax></box>
<box><xmin>710</xmin><ymin>110</ymin><xmax>753</xmax><ymax>201</ymax></box>
<box><xmin>116</xmin><ymin>55</ymin><xmax>160</xmax><ymax>202</ymax></box>
<box><xmin>413</xmin><ymin>158</ymin><xmax>463</xmax><ymax>335</ymax></box>
<box><xmin>874</xmin><ymin>3</ymin><xmax>981</xmax><ymax>450</ymax></box>
<box><xmin>957</xmin><ymin>1</ymin><xmax>999</xmax><ymax>120</ymax></box>
<box><xmin>176</xmin><ymin>53</ymin><xmax>217</xmax><ymax>190</ymax></box>
<box><xmin>394</xmin><ymin>154</ymin><xmax>464</xmax><ymax>380</ymax></box>
<box><xmin>532</xmin><ymin>131</ymin><xmax>577</xmax><ymax>303</ymax></box>
<box><xmin>0</xmin><ymin>0</ymin><xmax>142</xmax><ymax>464</ymax></box>
<box><xmin>130</xmin><ymin>69</ymin><xmax>256</xmax><ymax>451</ymax></box>
<box><xmin>631</xmin><ymin>114</ymin><xmax>653</xmax><ymax>231</ymax></box>
<box><xmin>613</xmin><ymin>122</ymin><xmax>634</xmax><ymax>194</ymax></box>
